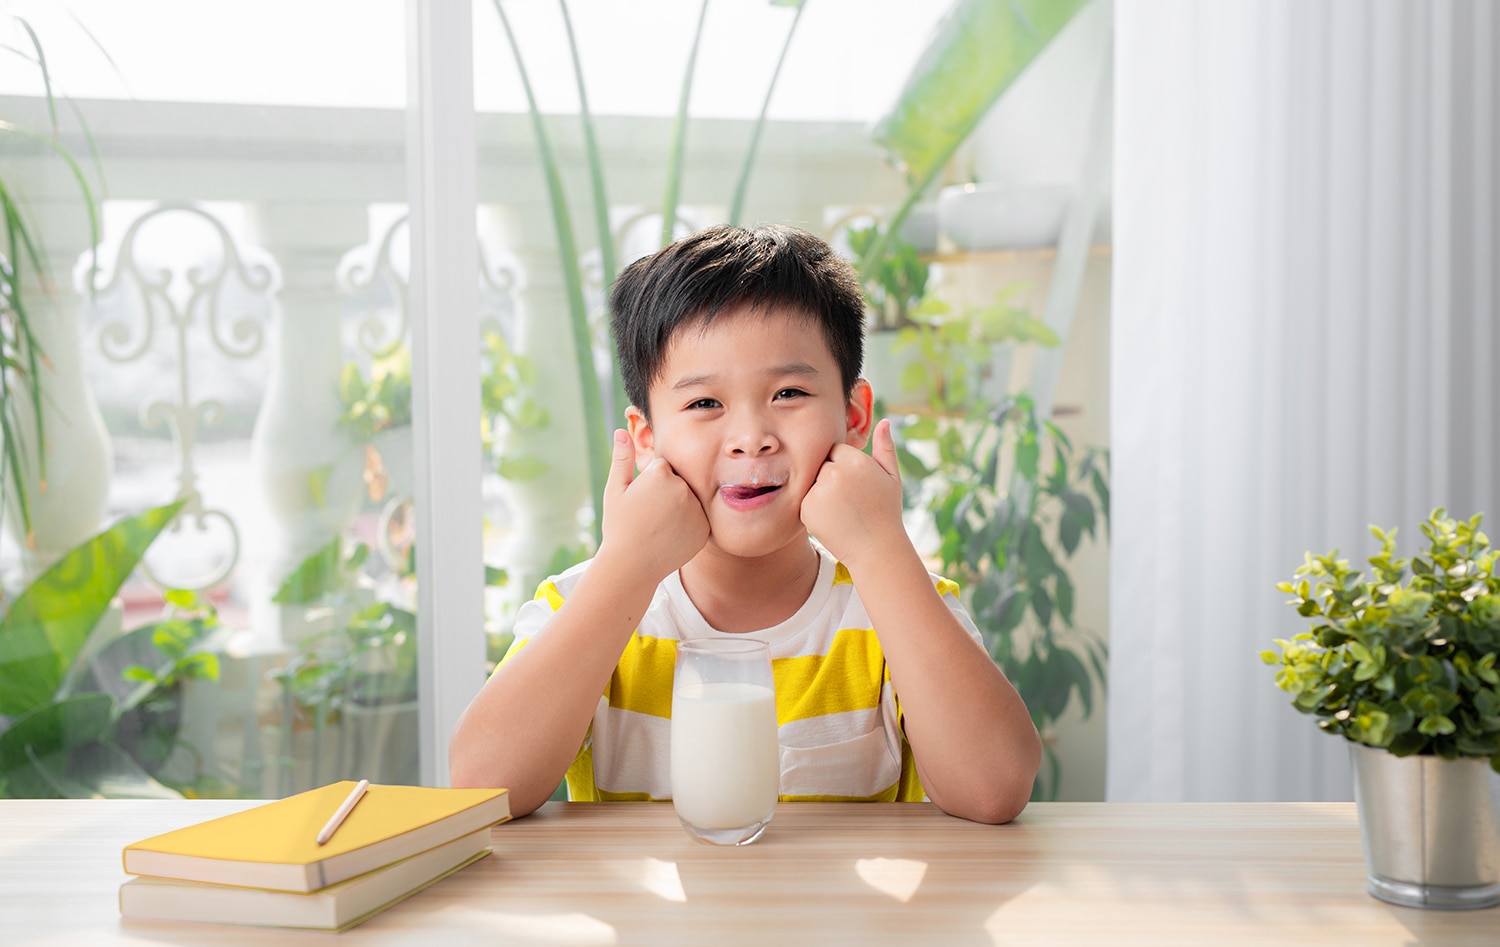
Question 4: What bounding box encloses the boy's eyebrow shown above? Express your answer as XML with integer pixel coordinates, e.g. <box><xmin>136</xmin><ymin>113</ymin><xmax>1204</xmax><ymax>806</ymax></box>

<box><xmin>669</xmin><ymin>362</ymin><xmax>822</xmax><ymax>391</ymax></box>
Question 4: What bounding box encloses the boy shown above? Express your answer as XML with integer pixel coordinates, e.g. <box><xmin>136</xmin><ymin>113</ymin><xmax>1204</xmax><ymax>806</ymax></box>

<box><xmin>450</xmin><ymin>224</ymin><xmax>1040</xmax><ymax>823</ymax></box>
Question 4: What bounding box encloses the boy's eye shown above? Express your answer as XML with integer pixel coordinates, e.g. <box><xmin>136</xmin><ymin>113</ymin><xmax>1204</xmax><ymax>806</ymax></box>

<box><xmin>686</xmin><ymin>398</ymin><xmax>721</xmax><ymax>410</ymax></box>
<box><xmin>773</xmin><ymin>388</ymin><xmax>809</xmax><ymax>401</ymax></box>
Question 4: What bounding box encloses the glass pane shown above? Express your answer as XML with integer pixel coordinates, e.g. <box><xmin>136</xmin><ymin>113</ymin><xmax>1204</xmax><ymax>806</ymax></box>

<box><xmin>470</xmin><ymin>0</ymin><xmax>1112</xmax><ymax>801</ymax></box>
<box><xmin>0</xmin><ymin>2</ymin><xmax>422</xmax><ymax>799</ymax></box>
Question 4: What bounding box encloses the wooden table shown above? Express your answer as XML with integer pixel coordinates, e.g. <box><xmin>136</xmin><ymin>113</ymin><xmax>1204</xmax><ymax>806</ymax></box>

<box><xmin>1</xmin><ymin>799</ymin><xmax>1494</xmax><ymax>945</ymax></box>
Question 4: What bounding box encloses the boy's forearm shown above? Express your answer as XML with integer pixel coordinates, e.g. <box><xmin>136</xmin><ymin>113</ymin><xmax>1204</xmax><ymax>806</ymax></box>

<box><xmin>449</xmin><ymin>556</ymin><xmax>657</xmax><ymax>816</ymax></box>
<box><xmin>846</xmin><ymin>543</ymin><xmax>1042</xmax><ymax>825</ymax></box>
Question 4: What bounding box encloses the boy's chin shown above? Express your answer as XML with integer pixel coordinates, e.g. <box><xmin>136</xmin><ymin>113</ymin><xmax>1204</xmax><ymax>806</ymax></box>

<box><xmin>702</xmin><ymin>527</ymin><xmax>812</xmax><ymax>562</ymax></box>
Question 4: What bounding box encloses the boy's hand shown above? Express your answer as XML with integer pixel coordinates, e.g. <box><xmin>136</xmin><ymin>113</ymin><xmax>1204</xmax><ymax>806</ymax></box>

<box><xmin>800</xmin><ymin>418</ymin><xmax>909</xmax><ymax>571</ymax></box>
<box><xmin>597</xmin><ymin>429</ymin><xmax>709</xmax><ymax>583</ymax></box>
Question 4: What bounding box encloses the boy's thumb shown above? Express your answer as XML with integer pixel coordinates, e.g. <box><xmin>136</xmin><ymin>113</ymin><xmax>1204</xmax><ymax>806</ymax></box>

<box><xmin>872</xmin><ymin>418</ymin><xmax>900</xmax><ymax>480</ymax></box>
<box><xmin>608</xmin><ymin>429</ymin><xmax>635</xmax><ymax>491</ymax></box>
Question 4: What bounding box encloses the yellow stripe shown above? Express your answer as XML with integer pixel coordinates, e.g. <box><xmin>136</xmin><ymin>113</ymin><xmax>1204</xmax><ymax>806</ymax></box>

<box><xmin>896</xmin><ymin>739</ymin><xmax>926</xmax><ymax>801</ymax></box>
<box><xmin>536</xmin><ymin>579</ymin><xmax>565</xmax><ymax>611</ymax></box>
<box><xmin>564</xmin><ymin>743</ymin><xmax>596</xmax><ymax>801</ymax></box>
<box><xmin>490</xmin><ymin>636</ymin><xmax>530</xmax><ymax>679</ymax></box>
<box><xmin>935</xmin><ymin>577</ymin><xmax>960</xmax><ymax>599</ymax></box>
<box><xmin>779</xmin><ymin>782</ymin><xmax>901</xmax><ymax>803</ymax></box>
<box><xmin>595</xmin><ymin>789</ymin><xmax>669</xmax><ymax>802</ymax></box>
<box><xmin>833</xmin><ymin>562</ymin><xmax>854</xmax><ymax>585</ymax></box>
<box><xmin>771</xmin><ymin>627</ymin><xmax>886</xmax><ymax>724</ymax></box>
<box><xmin>610</xmin><ymin>634</ymin><xmax>678</xmax><ymax>718</ymax></box>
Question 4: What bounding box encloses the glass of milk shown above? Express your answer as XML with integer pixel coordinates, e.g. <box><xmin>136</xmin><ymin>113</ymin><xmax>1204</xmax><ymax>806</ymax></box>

<box><xmin>670</xmin><ymin>638</ymin><xmax>780</xmax><ymax>845</ymax></box>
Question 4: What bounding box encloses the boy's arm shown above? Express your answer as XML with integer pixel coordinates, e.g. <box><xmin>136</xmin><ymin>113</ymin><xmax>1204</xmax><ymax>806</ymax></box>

<box><xmin>801</xmin><ymin>419</ymin><xmax>1042</xmax><ymax>824</ymax></box>
<box><xmin>449</xmin><ymin>431</ymin><xmax>709</xmax><ymax>817</ymax></box>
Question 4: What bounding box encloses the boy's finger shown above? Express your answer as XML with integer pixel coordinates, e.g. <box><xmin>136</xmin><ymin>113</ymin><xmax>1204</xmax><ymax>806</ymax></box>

<box><xmin>606</xmin><ymin>429</ymin><xmax>635</xmax><ymax>492</ymax></box>
<box><xmin>871</xmin><ymin>418</ymin><xmax>901</xmax><ymax>481</ymax></box>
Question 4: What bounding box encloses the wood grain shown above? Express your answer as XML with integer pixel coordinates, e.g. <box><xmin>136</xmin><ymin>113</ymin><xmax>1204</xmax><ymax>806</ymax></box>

<box><xmin>1</xmin><ymin>799</ymin><xmax>1493</xmax><ymax>945</ymax></box>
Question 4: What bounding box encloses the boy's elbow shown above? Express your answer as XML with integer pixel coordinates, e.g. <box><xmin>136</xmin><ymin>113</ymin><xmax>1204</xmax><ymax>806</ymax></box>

<box><xmin>939</xmin><ymin>777</ymin><xmax>1032</xmax><ymax>825</ymax></box>
<box><xmin>939</xmin><ymin>731</ymin><xmax>1043</xmax><ymax>825</ymax></box>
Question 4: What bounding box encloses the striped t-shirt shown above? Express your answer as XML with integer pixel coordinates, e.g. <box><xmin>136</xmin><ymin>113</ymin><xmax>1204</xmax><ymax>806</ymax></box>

<box><xmin>497</xmin><ymin>543</ymin><xmax>982</xmax><ymax>802</ymax></box>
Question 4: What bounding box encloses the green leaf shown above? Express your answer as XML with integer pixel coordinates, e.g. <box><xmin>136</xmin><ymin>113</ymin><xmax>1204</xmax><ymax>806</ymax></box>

<box><xmin>497</xmin><ymin>453</ymin><xmax>550</xmax><ymax>482</ymax></box>
<box><xmin>120</xmin><ymin>666</ymin><xmax>157</xmax><ymax>684</ymax></box>
<box><xmin>1016</xmin><ymin>435</ymin><xmax>1040</xmax><ymax>483</ymax></box>
<box><xmin>0</xmin><ymin>693</ymin><xmax>115</xmax><ymax>798</ymax></box>
<box><xmin>271</xmin><ymin>536</ymin><xmax>344</xmax><ymax>605</ymax></box>
<box><xmin>1055</xmin><ymin>570</ymin><xmax>1075</xmax><ymax>626</ymax></box>
<box><xmin>1090</xmin><ymin>467</ymin><xmax>1110</xmax><ymax>521</ymax></box>
<box><xmin>1031</xmin><ymin>583</ymin><xmax>1053</xmax><ymax>628</ymax></box>
<box><xmin>1061</xmin><ymin>490</ymin><xmax>1096</xmax><ymax>539</ymax></box>
<box><xmin>1058</xmin><ymin>508</ymin><xmax>1082</xmax><ymax>556</ymax></box>
<box><xmin>995</xmin><ymin>589</ymin><xmax>1030</xmax><ymax>637</ymax></box>
<box><xmin>870</xmin><ymin>0</ymin><xmax>1091</xmax><ymax>187</ymax></box>
<box><xmin>0</xmin><ymin>501</ymin><xmax>184</xmax><ymax>716</ymax></box>
<box><xmin>1418</xmin><ymin>714</ymin><xmax>1457</xmax><ymax>737</ymax></box>
<box><xmin>1021</xmin><ymin>522</ymin><xmax>1058</xmax><ymax>586</ymax></box>
<box><xmin>902</xmin><ymin>416</ymin><xmax>939</xmax><ymax>441</ymax></box>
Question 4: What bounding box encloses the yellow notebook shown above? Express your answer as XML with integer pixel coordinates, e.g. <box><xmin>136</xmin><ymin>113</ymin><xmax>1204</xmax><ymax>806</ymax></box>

<box><xmin>120</xmin><ymin>830</ymin><xmax>492</xmax><ymax>932</ymax></box>
<box><xmin>122</xmin><ymin>782</ymin><xmax>509</xmax><ymax>893</ymax></box>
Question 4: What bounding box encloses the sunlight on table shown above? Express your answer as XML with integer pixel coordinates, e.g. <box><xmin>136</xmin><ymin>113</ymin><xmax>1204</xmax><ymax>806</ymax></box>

<box><xmin>854</xmin><ymin>857</ymin><xmax>929</xmax><ymax>903</ymax></box>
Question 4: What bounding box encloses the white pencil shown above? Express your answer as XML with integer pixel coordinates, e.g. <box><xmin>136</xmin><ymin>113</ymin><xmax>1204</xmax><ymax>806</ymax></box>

<box><xmin>316</xmin><ymin>779</ymin><xmax>370</xmax><ymax>845</ymax></box>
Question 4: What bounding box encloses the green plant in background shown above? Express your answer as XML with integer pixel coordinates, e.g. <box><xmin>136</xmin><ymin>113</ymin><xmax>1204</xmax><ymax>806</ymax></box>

<box><xmin>887</xmin><ymin>286</ymin><xmax>1059</xmax><ymax>414</ymax></box>
<box><xmin>479</xmin><ymin>326</ymin><xmax>550</xmax><ymax>482</ymax></box>
<box><xmin>1</xmin><ymin>14</ymin><xmax>104</xmax><ymax>556</ymax></box>
<box><xmin>336</xmin><ymin>346</ymin><xmax>412</xmax><ymax>443</ymax></box>
<box><xmin>891</xmin><ymin>306</ymin><xmax>1108</xmax><ymax>800</ymax></box>
<box><xmin>1263</xmin><ymin>510</ymin><xmax>1500</xmax><ymax>772</ymax></box>
<box><xmin>0</xmin><ymin>500</ymin><xmax>199</xmax><ymax>798</ymax></box>
<box><xmin>845</xmin><ymin>222</ymin><xmax>936</xmax><ymax>333</ymax></box>
<box><xmin>333</xmin><ymin>326</ymin><xmax>550</xmax><ymax>500</ymax></box>
<box><xmin>110</xmin><ymin>588</ymin><xmax>221</xmax><ymax>781</ymax></box>
<box><xmin>267</xmin><ymin>536</ymin><xmax>417</xmax><ymax>786</ymax></box>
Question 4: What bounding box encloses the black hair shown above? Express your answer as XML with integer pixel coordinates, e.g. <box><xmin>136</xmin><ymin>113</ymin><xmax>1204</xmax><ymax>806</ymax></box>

<box><xmin>608</xmin><ymin>224</ymin><xmax>865</xmax><ymax>419</ymax></box>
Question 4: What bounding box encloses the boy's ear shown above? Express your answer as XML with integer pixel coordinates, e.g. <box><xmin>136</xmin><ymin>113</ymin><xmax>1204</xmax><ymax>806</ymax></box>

<box><xmin>624</xmin><ymin>405</ymin><xmax>656</xmax><ymax>467</ymax></box>
<box><xmin>844</xmin><ymin>379</ymin><xmax>875</xmax><ymax>448</ymax></box>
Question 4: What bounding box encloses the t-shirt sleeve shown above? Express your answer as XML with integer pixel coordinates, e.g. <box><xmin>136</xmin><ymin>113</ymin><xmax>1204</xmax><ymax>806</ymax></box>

<box><xmin>934</xmin><ymin>576</ymin><xmax>985</xmax><ymax>648</ymax></box>
<box><xmin>489</xmin><ymin>574</ymin><xmax>569</xmax><ymax>680</ymax></box>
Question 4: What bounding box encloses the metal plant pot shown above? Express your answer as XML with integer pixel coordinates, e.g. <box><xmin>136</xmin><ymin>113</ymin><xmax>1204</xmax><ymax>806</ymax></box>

<box><xmin>1350</xmin><ymin>742</ymin><xmax>1500</xmax><ymax>909</ymax></box>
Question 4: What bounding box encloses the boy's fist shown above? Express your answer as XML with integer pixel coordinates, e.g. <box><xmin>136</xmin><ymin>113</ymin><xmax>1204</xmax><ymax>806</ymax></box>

<box><xmin>800</xmin><ymin>418</ymin><xmax>907</xmax><ymax>570</ymax></box>
<box><xmin>599</xmin><ymin>429</ymin><xmax>709</xmax><ymax>582</ymax></box>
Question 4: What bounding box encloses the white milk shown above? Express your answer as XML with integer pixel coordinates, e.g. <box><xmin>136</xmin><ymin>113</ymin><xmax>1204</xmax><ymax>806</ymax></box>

<box><xmin>670</xmin><ymin>681</ymin><xmax>780</xmax><ymax>830</ymax></box>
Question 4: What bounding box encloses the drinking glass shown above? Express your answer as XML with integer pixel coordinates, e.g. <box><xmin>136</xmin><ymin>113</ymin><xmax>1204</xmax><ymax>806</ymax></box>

<box><xmin>670</xmin><ymin>638</ymin><xmax>780</xmax><ymax>845</ymax></box>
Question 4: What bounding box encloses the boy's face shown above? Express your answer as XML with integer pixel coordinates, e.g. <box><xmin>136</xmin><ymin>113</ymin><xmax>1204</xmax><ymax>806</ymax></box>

<box><xmin>626</xmin><ymin>304</ymin><xmax>872</xmax><ymax>562</ymax></box>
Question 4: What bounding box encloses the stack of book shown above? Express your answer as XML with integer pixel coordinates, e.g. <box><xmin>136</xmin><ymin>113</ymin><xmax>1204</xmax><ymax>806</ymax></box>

<box><xmin>119</xmin><ymin>781</ymin><xmax>511</xmax><ymax>932</ymax></box>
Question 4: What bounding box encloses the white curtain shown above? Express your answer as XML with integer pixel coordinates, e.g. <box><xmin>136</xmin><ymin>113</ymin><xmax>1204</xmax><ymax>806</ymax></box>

<box><xmin>1109</xmin><ymin>0</ymin><xmax>1499</xmax><ymax>801</ymax></box>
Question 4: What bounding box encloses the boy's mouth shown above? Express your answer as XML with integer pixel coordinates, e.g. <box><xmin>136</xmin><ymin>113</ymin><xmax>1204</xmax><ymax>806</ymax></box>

<box><xmin>721</xmin><ymin>483</ymin><xmax>782</xmax><ymax>501</ymax></box>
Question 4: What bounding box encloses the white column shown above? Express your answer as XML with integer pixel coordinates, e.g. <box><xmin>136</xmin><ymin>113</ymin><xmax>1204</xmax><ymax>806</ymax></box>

<box><xmin>407</xmin><ymin>0</ymin><xmax>484</xmax><ymax>788</ymax></box>
<box><xmin>1109</xmin><ymin>0</ymin><xmax>1500</xmax><ymax>802</ymax></box>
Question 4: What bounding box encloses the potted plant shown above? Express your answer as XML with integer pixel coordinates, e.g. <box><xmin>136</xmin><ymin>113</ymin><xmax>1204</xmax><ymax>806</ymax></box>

<box><xmin>1262</xmin><ymin>509</ymin><xmax>1500</xmax><ymax>909</ymax></box>
<box><xmin>0</xmin><ymin>500</ymin><xmax>197</xmax><ymax>798</ymax></box>
<box><xmin>891</xmin><ymin>310</ymin><xmax>1108</xmax><ymax>800</ymax></box>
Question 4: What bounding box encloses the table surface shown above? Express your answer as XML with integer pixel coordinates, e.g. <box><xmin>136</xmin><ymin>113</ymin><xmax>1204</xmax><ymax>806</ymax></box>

<box><xmin>1</xmin><ymin>799</ymin><xmax>1495</xmax><ymax>946</ymax></box>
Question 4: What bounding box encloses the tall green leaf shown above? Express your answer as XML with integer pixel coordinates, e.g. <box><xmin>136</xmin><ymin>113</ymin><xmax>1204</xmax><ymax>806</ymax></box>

<box><xmin>728</xmin><ymin>0</ymin><xmax>807</xmax><ymax>226</ymax></box>
<box><xmin>0</xmin><ymin>500</ymin><xmax>185</xmax><ymax>716</ymax></box>
<box><xmin>661</xmin><ymin>0</ymin><xmax>712</xmax><ymax>247</ymax></box>
<box><xmin>861</xmin><ymin>0</ymin><xmax>1089</xmax><ymax>271</ymax></box>
<box><xmin>491</xmin><ymin>0</ymin><xmax>610</xmax><ymax>539</ymax></box>
<box><xmin>556</xmin><ymin>0</ymin><xmax>629</xmax><ymax>427</ymax></box>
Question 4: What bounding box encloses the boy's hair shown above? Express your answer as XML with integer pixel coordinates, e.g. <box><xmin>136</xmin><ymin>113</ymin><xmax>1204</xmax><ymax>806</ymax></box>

<box><xmin>609</xmin><ymin>224</ymin><xmax>865</xmax><ymax>418</ymax></box>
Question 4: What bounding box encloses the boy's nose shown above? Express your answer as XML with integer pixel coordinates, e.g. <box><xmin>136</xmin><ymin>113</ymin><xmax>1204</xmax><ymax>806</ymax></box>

<box><xmin>726</xmin><ymin>421</ymin><xmax>778</xmax><ymax>456</ymax></box>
